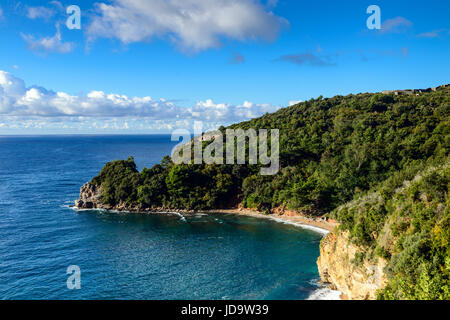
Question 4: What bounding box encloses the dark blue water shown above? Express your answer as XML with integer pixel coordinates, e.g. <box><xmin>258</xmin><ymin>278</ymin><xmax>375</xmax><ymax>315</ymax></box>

<box><xmin>0</xmin><ymin>135</ymin><xmax>325</xmax><ymax>300</ymax></box>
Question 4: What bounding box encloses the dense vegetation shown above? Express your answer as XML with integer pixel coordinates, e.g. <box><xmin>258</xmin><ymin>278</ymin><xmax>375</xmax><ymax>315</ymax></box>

<box><xmin>90</xmin><ymin>85</ymin><xmax>449</xmax><ymax>299</ymax></box>
<box><xmin>334</xmin><ymin>162</ymin><xmax>449</xmax><ymax>299</ymax></box>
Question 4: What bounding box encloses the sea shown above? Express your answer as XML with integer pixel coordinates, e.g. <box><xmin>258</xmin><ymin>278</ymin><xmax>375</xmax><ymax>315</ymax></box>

<box><xmin>0</xmin><ymin>135</ymin><xmax>340</xmax><ymax>300</ymax></box>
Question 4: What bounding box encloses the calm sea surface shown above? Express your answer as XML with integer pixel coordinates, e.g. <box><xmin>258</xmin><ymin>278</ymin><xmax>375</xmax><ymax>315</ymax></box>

<box><xmin>0</xmin><ymin>135</ymin><xmax>328</xmax><ymax>300</ymax></box>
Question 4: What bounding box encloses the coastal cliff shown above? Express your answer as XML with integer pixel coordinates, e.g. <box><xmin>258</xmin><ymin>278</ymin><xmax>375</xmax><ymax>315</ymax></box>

<box><xmin>75</xmin><ymin>86</ymin><xmax>449</xmax><ymax>300</ymax></box>
<box><xmin>75</xmin><ymin>182</ymin><xmax>103</xmax><ymax>209</ymax></box>
<box><xmin>74</xmin><ymin>181</ymin><xmax>152</xmax><ymax>211</ymax></box>
<box><xmin>318</xmin><ymin>162</ymin><xmax>449</xmax><ymax>300</ymax></box>
<box><xmin>317</xmin><ymin>230</ymin><xmax>388</xmax><ymax>300</ymax></box>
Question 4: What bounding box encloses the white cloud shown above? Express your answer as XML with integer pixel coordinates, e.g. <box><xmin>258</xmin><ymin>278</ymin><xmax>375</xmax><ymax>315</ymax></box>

<box><xmin>21</xmin><ymin>24</ymin><xmax>75</xmax><ymax>54</ymax></box>
<box><xmin>288</xmin><ymin>100</ymin><xmax>302</xmax><ymax>106</ymax></box>
<box><xmin>380</xmin><ymin>17</ymin><xmax>413</xmax><ymax>34</ymax></box>
<box><xmin>26</xmin><ymin>6</ymin><xmax>55</xmax><ymax>20</ymax></box>
<box><xmin>417</xmin><ymin>29</ymin><xmax>449</xmax><ymax>38</ymax></box>
<box><xmin>0</xmin><ymin>71</ymin><xmax>280</xmax><ymax>131</ymax></box>
<box><xmin>0</xmin><ymin>6</ymin><xmax>3</xmax><ymax>18</ymax></box>
<box><xmin>0</xmin><ymin>71</ymin><xmax>27</xmax><ymax>114</ymax></box>
<box><xmin>188</xmin><ymin>99</ymin><xmax>277</xmax><ymax>122</ymax></box>
<box><xmin>49</xmin><ymin>1</ymin><xmax>64</xmax><ymax>11</ymax></box>
<box><xmin>87</xmin><ymin>0</ymin><xmax>287</xmax><ymax>52</ymax></box>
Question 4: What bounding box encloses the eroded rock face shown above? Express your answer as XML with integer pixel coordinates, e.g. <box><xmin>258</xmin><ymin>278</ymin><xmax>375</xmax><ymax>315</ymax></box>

<box><xmin>317</xmin><ymin>231</ymin><xmax>388</xmax><ymax>300</ymax></box>
<box><xmin>74</xmin><ymin>182</ymin><xmax>103</xmax><ymax>209</ymax></box>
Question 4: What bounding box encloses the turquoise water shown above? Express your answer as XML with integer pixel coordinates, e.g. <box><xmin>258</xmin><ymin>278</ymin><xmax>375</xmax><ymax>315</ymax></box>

<box><xmin>0</xmin><ymin>135</ymin><xmax>325</xmax><ymax>300</ymax></box>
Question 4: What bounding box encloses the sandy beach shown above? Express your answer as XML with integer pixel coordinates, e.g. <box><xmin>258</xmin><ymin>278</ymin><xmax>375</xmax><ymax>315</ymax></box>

<box><xmin>206</xmin><ymin>208</ymin><xmax>338</xmax><ymax>234</ymax></box>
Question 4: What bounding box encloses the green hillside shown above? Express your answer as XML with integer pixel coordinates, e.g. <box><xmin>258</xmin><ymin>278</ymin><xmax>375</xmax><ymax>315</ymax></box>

<box><xmin>88</xmin><ymin>85</ymin><xmax>449</xmax><ymax>299</ymax></box>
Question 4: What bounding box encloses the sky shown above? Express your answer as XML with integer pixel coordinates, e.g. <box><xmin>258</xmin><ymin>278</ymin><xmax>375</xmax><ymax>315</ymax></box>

<box><xmin>0</xmin><ymin>0</ymin><xmax>449</xmax><ymax>134</ymax></box>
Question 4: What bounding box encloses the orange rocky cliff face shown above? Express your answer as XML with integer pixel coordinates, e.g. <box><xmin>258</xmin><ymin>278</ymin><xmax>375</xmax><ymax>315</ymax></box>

<box><xmin>317</xmin><ymin>231</ymin><xmax>388</xmax><ymax>300</ymax></box>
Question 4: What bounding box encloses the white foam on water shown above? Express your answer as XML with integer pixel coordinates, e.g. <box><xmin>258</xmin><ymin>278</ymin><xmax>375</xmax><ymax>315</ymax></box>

<box><xmin>68</xmin><ymin>205</ymin><xmax>329</xmax><ymax>236</ymax></box>
<box><xmin>307</xmin><ymin>286</ymin><xmax>342</xmax><ymax>300</ymax></box>
<box><xmin>214</xmin><ymin>218</ymin><xmax>224</xmax><ymax>224</ymax></box>
<box><xmin>170</xmin><ymin>211</ymin><xmax>187</xmax><ymax>222</ymax></box>
<box><xmin>269</xmin><ymin>217</ymin><xmax>329</xmax><ymax>235</ymax></box>
<box><xmin>194</xmin><ymin>213</ymin><xmax>208</xmax><ymax>217</ymax></box>
<box><xmin>68</xmin><ymin>206</ymin><xmax>121</xmax><ymax>214</ymax></box>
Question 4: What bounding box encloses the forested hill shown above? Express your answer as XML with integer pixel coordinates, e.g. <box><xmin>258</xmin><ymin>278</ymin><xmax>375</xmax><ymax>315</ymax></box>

<box><xmin>89</xmin><ymin>85</ymin><xmax>449</xmax><ymax>216</ymax></box>
<box><xmin>83</xmin><ymin>85</ymin><xmax>449</xmax><ymax>299</ymax></box>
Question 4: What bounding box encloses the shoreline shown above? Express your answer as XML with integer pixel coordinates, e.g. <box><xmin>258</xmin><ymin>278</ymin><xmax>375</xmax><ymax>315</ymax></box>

<box><xmin>206</xmin><ymin>208</ymin><xmax>337</xmax><ymax>235</ymax></box>
<box><xmin>73</xmin><ymin>205</ymin><xmax>337</xmax><ymax>235</ymax></box>
<box><xmin>75</xmin><ymin>182</ymin><xmax>338</xmax><ymax>235</ymax></box>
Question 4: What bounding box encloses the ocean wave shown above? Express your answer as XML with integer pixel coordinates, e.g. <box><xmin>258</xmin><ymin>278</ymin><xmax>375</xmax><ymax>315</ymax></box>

<box><xmin>307</xmin><ymin>286</ymin><xmax>342</xmax><ymax>300</ymax></box>
<box><xmin>66</xmin><ymin>205</ymin><xmax>111</xmax><ymax>213</ymax></box>
<box><xmin>170</xmin><ymin>211</ymin><xmax>187</xmax><ymax>222</ymax></box>
<box><xmin>269</xmin><ymin>217</ymin><xmax>329</xmax><ymax>235</ymax></box>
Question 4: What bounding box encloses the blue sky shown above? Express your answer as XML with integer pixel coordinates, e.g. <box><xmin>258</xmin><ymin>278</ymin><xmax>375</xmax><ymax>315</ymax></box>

<box><xmin>0</xmin><ymin>0</ymin><xmax>449</xmax><ymax>134</ymax></box>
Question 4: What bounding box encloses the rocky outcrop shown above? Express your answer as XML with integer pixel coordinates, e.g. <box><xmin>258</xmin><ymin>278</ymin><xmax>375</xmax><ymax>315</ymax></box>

<box><xmin>74</xmin><ymin>182</ymin><xmax>105</xmax><ymax>209</ymax></box>
<box><xmin>317</xmin><ymin>231</ymin><xmax>388</xmax><ymax>300</ymax></box>
<box><xmin>74</xmin><ymin>182</ymin><xmax>196</xmax><ymax>213</ymax></box>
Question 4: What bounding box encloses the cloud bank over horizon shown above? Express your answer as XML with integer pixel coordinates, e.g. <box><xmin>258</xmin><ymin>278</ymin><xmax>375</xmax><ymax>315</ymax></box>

<box><xmin>0</xmin><ymin>71</ymin><xmax>280</xmax><ymax>133</ymax></box>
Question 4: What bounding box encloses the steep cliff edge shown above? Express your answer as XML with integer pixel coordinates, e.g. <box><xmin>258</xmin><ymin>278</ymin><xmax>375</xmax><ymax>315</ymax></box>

<box><xmin>317</xmin><ymin>230</ymin><xmax>388</xmax><ymax>300</ymax></box>
<box><xmin>318</xmin><ymin>162</ymin><xmax>449</xmax><ymax>300</ymax></box>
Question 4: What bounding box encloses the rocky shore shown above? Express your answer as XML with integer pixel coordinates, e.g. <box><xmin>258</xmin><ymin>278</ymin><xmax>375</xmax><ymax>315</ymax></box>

<box><xmin>74</xmin><ymin>182</ymin><xmax>337</xmax><ymax>230</ymax></box>
<box><xmin>74</xmin><ymin>182</ymin><xmax>197</xmax><ymax>214</ymax></box>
